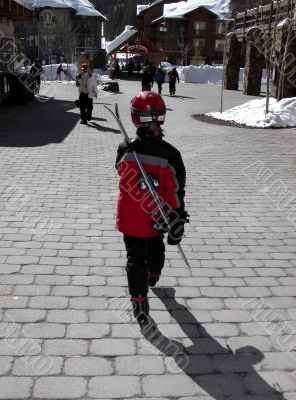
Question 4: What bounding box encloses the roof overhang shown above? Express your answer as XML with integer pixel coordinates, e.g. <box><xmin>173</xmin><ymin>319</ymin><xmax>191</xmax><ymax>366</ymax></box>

<box><xmin>106</xmin><ymin>28</ymin><xmax>164</xmax><ymax>56</ymax></box>
<box><xmin>11</xmin><ymin>0</ymin><xmax>107</xmax><ymax>19</ymax></box>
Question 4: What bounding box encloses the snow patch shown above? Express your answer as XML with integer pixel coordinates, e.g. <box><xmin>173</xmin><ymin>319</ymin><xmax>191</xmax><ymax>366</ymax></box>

<box><xmin>207</xmin><ymin>97</ymin><xmax>296</xmax><ymax>128</ymax></box>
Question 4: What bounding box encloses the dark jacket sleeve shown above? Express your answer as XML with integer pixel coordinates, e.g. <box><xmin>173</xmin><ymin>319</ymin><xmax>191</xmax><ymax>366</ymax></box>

<box><xmin>115</xmin><ymin>141</ymin><xmax>129</xmax><ymax>169</ymax></box>
<box><xmin>170</xmin><ymin>150</ymin><xmax>186</xmax><ymax>211</ymax></box>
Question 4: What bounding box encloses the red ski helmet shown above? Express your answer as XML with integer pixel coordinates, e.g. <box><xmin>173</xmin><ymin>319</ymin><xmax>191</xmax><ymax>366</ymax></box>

<box><xmin>130</xmin><ymin>91</ymin><xmax>166</xmax><ymax>127</ymax></box>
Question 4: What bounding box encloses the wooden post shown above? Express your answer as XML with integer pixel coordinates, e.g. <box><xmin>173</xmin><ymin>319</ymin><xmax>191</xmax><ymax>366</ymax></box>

<box><xmin>243</xmin><ymin>39</ymin><xmax>264</xmax><ymax>96</ymax></box>
<box><xmin>223</xmin><ymin>33</ymin><xmax>241</xmax><ymax>90</ymax></box>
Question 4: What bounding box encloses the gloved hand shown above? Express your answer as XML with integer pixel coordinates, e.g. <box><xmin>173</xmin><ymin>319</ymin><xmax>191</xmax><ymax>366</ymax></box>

<box><xmin>167</xmin><ymin>209</ymin><xmax>189</xmax><ymax>245</ymax></box>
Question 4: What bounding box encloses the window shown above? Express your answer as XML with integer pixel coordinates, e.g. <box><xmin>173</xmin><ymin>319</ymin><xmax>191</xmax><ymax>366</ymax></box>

<box><xmin>215</xmin><ymin>39</ymin><xmax>224</xmax><ymax>51</ymax></box>
<box><xmin>216</xmin><ymin>22</ymin><xmax>225</xmax><ymax>34</ymax></box>
<box><xmin>193</xmin><ymin>38</ymin><xmax>205</xmax><ymax>47</ymax></box>
<box><xmin>194</xmin><ymin>21</ymin><xmax>206</xmax><ymax>32</ymax></box>
<box><xmin>159</xmin><ymin>22</ymin><xmax>167</xmax><ymax>32</ymax></box>
<box><xmin>29</xmin><ymin>35</ymin><xmax>37</xmax><ymax>47</ymax></box>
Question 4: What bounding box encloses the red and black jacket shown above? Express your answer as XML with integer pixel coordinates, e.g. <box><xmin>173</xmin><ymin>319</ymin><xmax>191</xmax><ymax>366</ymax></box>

<box><xmin>115</xmin><ymin>137</ymin><xmax>186</xmax><ymax>238</ymax></box>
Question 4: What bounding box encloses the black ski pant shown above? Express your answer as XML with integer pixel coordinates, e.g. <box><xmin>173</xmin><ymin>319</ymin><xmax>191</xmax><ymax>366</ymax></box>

<box><xmin>156</xmin><ymin>81</ymin><xmax>163</xmax><ymax>94</ymax></box>
<box><xmin>123</xmin><ymin>234</ymin><xmax>165</xmax><ymax>297</ymax></box>
<box><xmin>169</xmin><ymin>82</ymin><xmax>176</xmax><ymax>95</ymax></box>
<box><xmin>79</xmin><ymin>92</ymin><xmax>93</xmax><ymax>122</ymax></box>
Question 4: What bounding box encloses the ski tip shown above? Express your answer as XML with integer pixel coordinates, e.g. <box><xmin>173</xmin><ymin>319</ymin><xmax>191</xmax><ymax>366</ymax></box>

<box><xmin>115</xmin><ymin>103</ymin><xmax>120</xmax><ymax>119</ymax></box>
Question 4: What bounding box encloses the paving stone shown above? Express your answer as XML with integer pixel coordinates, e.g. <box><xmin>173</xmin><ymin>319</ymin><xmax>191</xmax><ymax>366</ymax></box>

<box><xmin>34</xmin><ymin>377</ymin><xmax>87</xmax><ymax>398</ymax></box>
<box><xmin>72</xmin><ymin>276</ymin><xmax>105</xmax><ymax>286</ymax></box>
<box><xmin>70</xmin><ymin>297</ymin><xmax>107</xmax><ymax>309</ymax></box>
<box><xmin>201</xmin><ymin>287</ymin><xmax>237</xmax><ymax>297</ymax></box>
<box><xmin>44</xmin><ymin>339</ymin><xmax>88</xmax><ymax>356</ymax></box>
<box><xmin>29</xmin><ymin>296</ymin><xmax>68</xmax><ymax>309</ymax></box>
<box><xmin>187</xmin><ymin>298</ymin><xmax>225</xmax><ymax>310</ymax></box>
<box><xmin>3</xmin><ymin>309</ymin><xmax>46</xmax><ymax>323</ymax></box>
<box><xmin>0</xmin><ymin>357</ymin><xmax>13</xmax><ymax>375</ymax></box>
<box><xmin>143</xmin><ymin>375</ymin><xmax>197</xmax><ymax>397</ymax></box>
<box><xmin>0</xmin><ymin>377</ymin><xmax>33</xmax><ymax>398</ymax></box>
<box><xmin>65</xmin><ymin>357</ymin><xmax>113</xmax><ymax>376</ymax></box>
<box><xmin>0</xmin><ymin>296</ymin><xmax>27</xmax><ymax>308</ymax></box>
<box><xmin>35</xmin><ymin>274</ymin><xmax>71</xmax><ymax>285</ymax></box>
<box><xmin>67</xmin><ymin>323</ymin><xmax>109</xmax><ymax>338</ymax></box>
<box><xmin>14</xmin><ymin>285</ymin><xmax>51</xmax><ymax>296</ymax></box>
<box><xmin>12</xmin><ymin>356</ymin><xmax>63</xmax><ymax>376</ymax></box>
<box><xmin>89</xmin><ymin>309</ymin><xmax>131</xmax><ymax>323</ymax></box>
<box><xmin>116</xmin><ymin>355</ymin><xmax>165</xmax><ymax>375</ymax></box>
<box><xmin>47</xmin><ymin>310</ymin><xmax>88</xmax><ymax>323</ymax></box>
<box><xmin>90</xmin><ymin>339</ymin><xmax>136</xmax><ymax>356</ymax></box>
<box><xmin>22</xmin><ymin>323</ymin><xmax>65</xmax><ymax>338</ymax></box>
<box><xmin>88</xmin><ymin>376</ymin><xmax>141</xmax><ymax>398</ymax></box>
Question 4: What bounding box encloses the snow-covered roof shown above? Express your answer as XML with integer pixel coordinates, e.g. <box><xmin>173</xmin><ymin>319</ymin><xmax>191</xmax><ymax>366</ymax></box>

<box><xmin>13</xmin><ymin>0</ymin><xmax>107</xmax><ymax>18</ymax></box>
<box><xmin>162</xmin><ymin>0</ymin><xmax>230</xmax><ymax>19</ymax></box>
<box><xmin>137</xmin><ymin>0</ymin><xmax>163</xmax><ymax>15</ymax></box>
<box><xmin>106</xmin><ymin>26</ymin><xmax>137</xmax><ymax>55</ymax></box>
<box><xmin>137</xmin><ymin>5</ymin><xmax>149</xmax><ymax>15</ymax></box>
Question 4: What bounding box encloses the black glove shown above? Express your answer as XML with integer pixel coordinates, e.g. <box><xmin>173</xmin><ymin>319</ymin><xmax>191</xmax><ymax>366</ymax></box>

<box><xmin>167</xmin><ymin>209</ymin><xmax>189</xmax><ymax>246</ymax></box>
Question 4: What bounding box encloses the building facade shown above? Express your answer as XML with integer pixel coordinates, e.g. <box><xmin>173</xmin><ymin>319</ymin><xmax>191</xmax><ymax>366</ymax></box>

<box><xmin>137</xmin><ymin>0</ymin><xmax>228</xmax><ymax>65</ymax></box>
<box><xmin>15</xmin><ymin>7</ymin><xmax>106</xmax><ymax>64</ymax></box>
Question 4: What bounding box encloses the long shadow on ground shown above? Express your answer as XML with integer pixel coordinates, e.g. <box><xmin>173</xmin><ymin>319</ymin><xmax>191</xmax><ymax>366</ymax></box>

<box><xmin>0</xmin><ymin>97</ymin><xmax>79</xmax><ymax>147</ymax></box>
<box><xmin>142</xmin><ymin>288</ymin><xmax>287</xmax><ymax>400</ymax></box>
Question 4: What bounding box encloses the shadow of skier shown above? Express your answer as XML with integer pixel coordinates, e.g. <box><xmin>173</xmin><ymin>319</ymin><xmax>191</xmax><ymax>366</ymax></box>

<box><xmin>142</xmin><ymin>287</ymin><xmax>287</xmax><ymax>400</ymax></box>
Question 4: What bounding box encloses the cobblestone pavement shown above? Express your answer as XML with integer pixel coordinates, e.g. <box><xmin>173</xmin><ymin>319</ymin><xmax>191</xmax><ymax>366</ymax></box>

<box><xmin>0</xmin><ymin>79</ymin><xmax>296</xmax><ymax>399</ymax></box>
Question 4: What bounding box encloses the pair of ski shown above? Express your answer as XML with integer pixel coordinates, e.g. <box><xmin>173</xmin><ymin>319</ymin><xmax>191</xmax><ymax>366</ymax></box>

<box><xmin>104</xmin><ymin>103</ymin><xmax>190</xmax><ymax>268</ymax></box>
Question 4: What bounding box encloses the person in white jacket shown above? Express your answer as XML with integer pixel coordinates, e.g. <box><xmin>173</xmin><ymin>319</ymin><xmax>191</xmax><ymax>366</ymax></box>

<box><xmin>76</xmin><ymin>63</ymin><xmax>98</xmax><ymax>124</ymax></box>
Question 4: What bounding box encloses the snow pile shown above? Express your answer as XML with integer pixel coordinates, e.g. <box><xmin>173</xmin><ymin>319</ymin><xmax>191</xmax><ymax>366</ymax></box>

<box><xmin>41</xmin><ymin>64</ymin><xmax>78</xmax><ymax>81</ymax></box>
<box><xmin>179</xmin><ymin>65</ymin><xmax>231</xmax><ymax>83</ymax></box>
<box><xmin>177</xmin><ymin>65</ymin><xmax>267</xmax><ymax>84</ymax></box>
<box><xmin>207</xmin><ymin>97</ymin><xmax>296</xmax><ymax>128</ymax></box>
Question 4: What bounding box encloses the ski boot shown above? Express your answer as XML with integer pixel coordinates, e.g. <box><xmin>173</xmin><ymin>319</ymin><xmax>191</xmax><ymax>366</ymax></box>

<box><xmin>148</xmin><ymin>272</ymin><xmax>160</xmax><ymax>288</ymax></box>
<box><xmin>130</xmin><ymin>296</ymin><xmax>149</xmax><ymax>326</ymax></box>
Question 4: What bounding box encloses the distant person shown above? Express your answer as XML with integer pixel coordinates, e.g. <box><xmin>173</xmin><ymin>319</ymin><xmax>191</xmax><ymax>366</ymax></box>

<box><xmin>155</xmin><ymin>67</ymin><xmax>166</xmax><ymax>95</ymax></box>
<box><xmin>168</xmin><ymin>67</ymin><xmax>180</xmax><ymax>96</ymax></box>
<box><xmin>76</xmin><ymin>63</ymin><xmax>98</xmax><ymax>124</ymax></box>
<box><xmin>65</xmin><ymin>65</ymin><xmax>74</xmax><ymax>81</ymax></box>
<box><xmin>115</xmin><ymin>60</ymin><xmax>120</xmax><ymax>78</ymax></box>
<box><xmin>128</xmin><ymin>59</ymin><xmax>134</xmax><ymax>76</ymax></box>
<box><xmin>56</xmin><ymin>64</ymin><xmax>65</xmax><ymax>80</ymax></box>
<box><xmin>141</xmin><ymin>67</ymin><xmax>154</xmax><ymax>91</ymax></box>
<box><xmin>30</xmin><ymin>58</ymin><xmax>43</xmax><ymax>94</ymax></box>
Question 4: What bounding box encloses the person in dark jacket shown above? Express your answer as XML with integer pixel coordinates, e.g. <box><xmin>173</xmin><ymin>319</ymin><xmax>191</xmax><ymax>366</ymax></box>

<box><xmin>115</xmin><ymin>91</ymin><xmax>188</xmax><ymax>325</ymax></box>
<box><xmin>168</xmin><ymin>67</ymin><xmax>180</xmax><ymax>95</ymax></box>
<box><xmin>56</xmin><ymin>64</ymin><xmax>65</xmax><ymax>80</ymax></box>
<box><xmin>155</xmin><ymin>67</ymin><xmax>166</xmax><ymax>94</ymax></box>
<box><xmin>141</xmin><ymin>67</ymin><xmax>154</xmax><ymax>91</ymax></box>
<box><xmin>30</xmin><ymin>58</ymin><xmax>43</xmax><ymax>94</ymax></box>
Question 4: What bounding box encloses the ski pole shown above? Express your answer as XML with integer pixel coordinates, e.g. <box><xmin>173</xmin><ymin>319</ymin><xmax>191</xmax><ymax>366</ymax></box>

<box><xmin>104</xmin><ymin>103</ymin><xmax>191</xmax><ymax>268</ymax></box>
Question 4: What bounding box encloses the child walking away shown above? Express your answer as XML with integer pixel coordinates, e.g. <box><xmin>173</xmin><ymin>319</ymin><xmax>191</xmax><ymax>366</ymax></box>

<box><xmin>141</xmin><ymin>67</ymin><xmax>154</xmax><ymax>91</ymax></box>
<box><xmin>115</xmin><ymin>91</ymin><xmax>188</xmax><ymax>326</ymax></box>
<box><xmin>168</xmin><ymin>67</ymin><xmax>180</xmax><ymax>96</ymax></box>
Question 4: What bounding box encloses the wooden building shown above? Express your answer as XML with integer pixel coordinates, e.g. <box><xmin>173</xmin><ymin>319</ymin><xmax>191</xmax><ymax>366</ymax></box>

<box><xmin>14</xmin><ymin>3</ymin><xmax>107</xmax><ymax>65</ymax></box>
<box><xmin>137</xmin><ymin>0</ymin><xmax>228</xmax><ymax>65</ymax></box>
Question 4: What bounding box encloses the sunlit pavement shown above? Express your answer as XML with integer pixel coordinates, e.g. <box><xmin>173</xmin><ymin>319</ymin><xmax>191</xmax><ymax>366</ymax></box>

<box><xmin>0</xmin><ymin>79</ymin><xmax>296</xmax><ymax>399</ymax></box>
